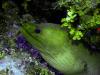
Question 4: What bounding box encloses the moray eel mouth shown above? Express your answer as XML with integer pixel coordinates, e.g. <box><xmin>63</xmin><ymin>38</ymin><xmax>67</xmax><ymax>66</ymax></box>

<box><xmin>20</xmin><ymin>23</ymin><xmax>88</xmax><ymax>74</ymax></box>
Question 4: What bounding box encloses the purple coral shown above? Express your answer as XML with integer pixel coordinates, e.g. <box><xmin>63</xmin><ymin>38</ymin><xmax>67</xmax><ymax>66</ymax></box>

<box><xmin>16</xmin><ymin>35</ymin><xmax>40</xmax><ymax>58</ymax></box>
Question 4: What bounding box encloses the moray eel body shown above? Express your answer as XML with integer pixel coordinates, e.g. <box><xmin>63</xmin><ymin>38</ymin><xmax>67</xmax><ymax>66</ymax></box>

<box><xmin>20</xmin><ymin>23</ymin><xmax>100</xmax><ymax>75</ymax></box>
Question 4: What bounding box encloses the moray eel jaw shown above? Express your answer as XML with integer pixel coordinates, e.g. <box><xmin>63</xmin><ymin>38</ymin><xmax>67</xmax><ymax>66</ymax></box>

<box><xmin>20</xmin><ymin>23</ymin><xmax>87</xmax><ymax>74</ymax></box>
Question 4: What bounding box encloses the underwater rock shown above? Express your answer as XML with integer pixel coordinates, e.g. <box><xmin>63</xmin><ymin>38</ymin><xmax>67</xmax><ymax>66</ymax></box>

<box><xmin>0</xmin><ymin>56</ymin><xmax>25</xmax><ymax>75</ymax></box>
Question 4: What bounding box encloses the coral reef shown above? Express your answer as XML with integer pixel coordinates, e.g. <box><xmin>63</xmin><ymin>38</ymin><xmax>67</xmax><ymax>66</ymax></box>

<box><xmin>0</xmin><ymin>0</ymin><xmax>100</xmax><ymax>75</ymax></box>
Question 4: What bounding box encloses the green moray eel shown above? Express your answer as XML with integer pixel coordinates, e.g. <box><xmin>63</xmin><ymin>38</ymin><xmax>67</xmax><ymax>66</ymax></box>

<box><xmin>20</xmin><ymin>23</ymin><xmax>100</xmax><ymax>75</ymax></box>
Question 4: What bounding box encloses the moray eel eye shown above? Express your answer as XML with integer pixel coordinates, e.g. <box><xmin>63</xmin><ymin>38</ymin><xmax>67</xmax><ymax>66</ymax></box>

<box><xmin>34</xmin><ymin>28</ymin><xmax>41</xmax><ymax>33</ymax></box>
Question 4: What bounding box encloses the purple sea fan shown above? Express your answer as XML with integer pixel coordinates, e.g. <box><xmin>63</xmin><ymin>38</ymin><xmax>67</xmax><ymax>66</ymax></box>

<box><xmin>16</xmin><ymin>35</ymin><xmax>40</xmax><ymax>58</ymax></box>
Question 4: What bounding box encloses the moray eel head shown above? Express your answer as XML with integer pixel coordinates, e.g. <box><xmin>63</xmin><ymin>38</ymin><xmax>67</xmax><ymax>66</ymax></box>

<box><xmin>20</xmin><ymin>23</ymin><xmax>86</xmax><ymax>75</ymax></box>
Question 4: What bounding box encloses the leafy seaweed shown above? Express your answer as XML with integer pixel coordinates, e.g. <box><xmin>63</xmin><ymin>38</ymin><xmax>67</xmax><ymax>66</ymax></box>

<box><xmin>58</xmin><ymin>0</ymin><xmax>100</xmax><ymax>40</ymax></box>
